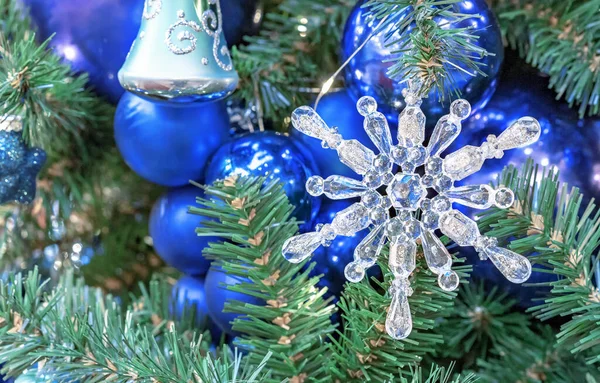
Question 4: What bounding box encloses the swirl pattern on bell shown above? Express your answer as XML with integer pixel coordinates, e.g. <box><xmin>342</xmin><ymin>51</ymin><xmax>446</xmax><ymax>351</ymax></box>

<box><xmin>281</xmin><ymin>82</ymin><xmax>541</xmax><ymax>340</ymax></box>
<box><xmin>119</xmin><ymin>0</ymin><xmax>239</xmax><ymax>103</ymax></box>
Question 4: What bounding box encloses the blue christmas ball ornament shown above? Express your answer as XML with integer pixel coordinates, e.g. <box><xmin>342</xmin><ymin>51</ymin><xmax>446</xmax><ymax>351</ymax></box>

<box><xmin>23</xmin><ymin>0</ymin><xmax>144</xmax><ymax>103</ymax></box>
<box><xmin>150</xmin><ymin>186</ymin><xmax>216</xmax><ymax>276</ymax></box>
<box><xmin>0</xmin><ymin>118</ymin><xmax>46</xmax><ymax>205</ymax></box>
<box><xmin>172</xmin><ymin>275</ymin><xmax>210</xmax><ymax>328</ymax></box>
<box><xmin>455</xmin><ymin>53</ymin><xmax>600</xmax><ymax>209</ymax></box>
<box><xmin>310</xmin><ymin>200</ymin><xmax>368</xmax><ymax>296</ymax></box>
<box><xmin>204</xmin><ymin>267</ymin><xmax>262</xmax><ymax>335</ymax></box>
<box><xmin>114</xmin><ymin>92</ymin><xmax>229</xmax><ymax>187</ymax></box>
<box><xmin>23</xmin><ymin>0</ymin><xmax>261</xmax><ymax>103</ymax></box>
<box><xmin>342</xmin><ymin>0</ymin><xmax>504</xmax><ymax>125</ymax></box>
<box><xmin>292</xmin><ymin>90</ymin><xmax>377</xmax><ymax>178</ymax></box>
<box><xmin>205</xmin><ymin>131</ymin><xmax>321</xmax><ymax>231</ymax></box>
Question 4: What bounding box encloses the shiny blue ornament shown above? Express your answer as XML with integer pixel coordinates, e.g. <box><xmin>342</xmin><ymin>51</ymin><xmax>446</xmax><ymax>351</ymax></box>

<box><xmin>172</xmin><ymin>275</ymin><xmax>210</xmax><ymax>328</ymax></box>
<box><xmin>455</xmin><ymin>53</ymin><xmax>600</xmax><ymax>306</ymax></box>
<box><xmin>342</xmin><ymin>0</ymin><xmax>504</xmax><ymax>124</ymax></box>
<box><xmin>292</xmin><ymin>90</ymin><xmax>377</xmax><ymax>178</ymax></box>
<box><xmin>310</xmin><ymin>200</ymin><xmax>368</xmax><ymax>296</ymax></box>
<box><xmin>150</xmin><ymin>186</ymin><xmax>216</xmax><ymax>276</ymax></box>
<box><xmin>23</xmin><ymin>0</ymin><xmax>260</xmax><ymax>103</ymax></box>
<box><xmin>114</xmin><ymin>92</ymin><xmax>229</xmax><ymax>187</ymax></box>
<box><xmin>204</xmin><ymin>131</ymin><xmax>321</xmax><ymax>231</ymax></box>
<box><xmin>0</xmin><ymin>129</ymin><xmax>46</xmax><ymax>205</ymax></box>
<box><xmin>204</xmin><ymin>267</ymin><xmax>262</xmax><ymax>335</ymax></box>
<box><xmin>23</xmin><ymin>0</ymin><xmax>144</xmax><ymax>103</ymax></box>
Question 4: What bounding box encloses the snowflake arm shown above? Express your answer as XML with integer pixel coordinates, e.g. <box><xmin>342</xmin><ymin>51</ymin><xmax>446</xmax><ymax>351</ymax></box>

<box><xmin>282</xmin><ymin>84</ymin><xmax>541</xmax><ymax>340</ymax></box>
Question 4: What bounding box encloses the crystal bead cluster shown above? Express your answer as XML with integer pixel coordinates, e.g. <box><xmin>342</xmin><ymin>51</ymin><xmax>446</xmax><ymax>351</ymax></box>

<box><xmin>282</xmin><ymin>82</ymin><xmax>541</xmax><ymax>340</ymax></box>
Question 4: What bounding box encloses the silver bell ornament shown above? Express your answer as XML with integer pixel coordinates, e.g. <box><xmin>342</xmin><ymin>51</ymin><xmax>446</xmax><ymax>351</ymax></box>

<box><xmin>118</xmin><ymin>0</ymin><xmax>239</xmax><ymax>103</ymax></box>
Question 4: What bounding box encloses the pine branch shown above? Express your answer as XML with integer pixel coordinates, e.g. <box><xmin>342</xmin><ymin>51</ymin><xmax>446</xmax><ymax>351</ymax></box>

<box><xmin>476</xmin><ymin>159</ymin><xmax>600</xmax><ymax>364</ymax></box>
<box><xmin>190</xmin><ymin>177</ymin><xmax>336</xmax><ymax>382</ymax></box>
<box><xmin>328</xmin><ymin>244</ymin><xmax>471</xmax><ymax>381</ymax></box>
<box><xmin>365</xmin><ymin>0</ymin><xmax>491</xmax><ymax>100</ymax></box>
<box><xmin>400</xmin><ymin>362</ymin><xmax>478</xmax><ymax>383</ymax></box>
<box><xmin>434</xmin><ymin>283</ymin><xmax>531</xmax><ymax>366</ymax></box>
<box><xmin>0</xmin><ymin>268</ymin><xmax>273</xmax><ymax>382</ymax></box>
<box><xmin>233</xmin><ymin>0</ymin><xmax>352</xmax><ymax>128</ymax></box>
<box><xmin>491</xmin><ymin>0</ymin><xmax>600</xmax><ymax>117</ymax></box>
<box><xmin>475</xmin><ymin>325</ymin><xmax>599</xmax><ymax>382</ymax></box>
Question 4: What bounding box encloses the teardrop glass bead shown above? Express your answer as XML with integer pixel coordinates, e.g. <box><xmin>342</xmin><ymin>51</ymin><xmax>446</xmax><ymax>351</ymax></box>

<box><xmin>427</xmin><ymin>116</ymin><xmax>461</xmax><ymax>156</ymax></box>
<box><xmin>483</xmin><ymin>245</ymin><xmax>532</xmax><ymax>283</ymax></box>
<box><xmin>496</xmin><ymin>117</ymin><xmax>541</xmax><ymax>150</ymax></box>
<box><xmin>443</xmin><ymin>145</ymin><xmax>485</xmax><ymax>181</ymax></box>
<box><xmin>364</xmin><ymin>111</ymin><xmax>393</xmax><ymax>154</ymax></box>
<box><xmin>398</xmin><ymin>106</ymin><xmax>425</xmax><ymax>145</ymax></box>
<box><xmin>389</xmin><ymin>238</ymin><xmax>416</xmax><ymax>278</ymax></box>
<box><xmin>323</xmin><ymin>175</ymin><xmax>368</xmax><ymax>199</ymax></box>
<box><xmin>291</xmin><ymin>106</ymin><xmax>330</xmax><ymax>139</ymax></box>
<box><xmin>438</xmin><ymin>209</ymin><xmax>481</xmax><ymax>246</ymax></box>
<box><xmin>420</xmin><ymin>229</ymin><xmax>452</xmax><ymax>274</ymax></box>
<box><xmin>445</xmin><ymin>184</ymin><xmax>494</xmax><ymax>209</ymax></box>
<box><xmin>386</xmin><ymin>280</ymin><xmax>412</xmax><ymax>340</ymax></box>
<box><xmin>354</xmin><ymin>224</ymin><xmax>386</xmax><ymax>266</ymax></box>
<box><xmin>331</xmin><ymin>203</ymin><xmax>371</xmax><ymax>236</ymax></box>
<box><xmin>282</xmin><ymin>232</ymin><xmax>322</xmax><ymax>263</ymax></box>
<box><xmin>336</xmin><ymin>140</ymin><xmax>375</xmax><ymax>175</ymax></box>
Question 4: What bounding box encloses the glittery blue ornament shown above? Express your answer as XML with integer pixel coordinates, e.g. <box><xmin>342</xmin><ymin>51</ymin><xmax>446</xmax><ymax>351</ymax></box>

<box><xmin>342</xmin><ymin>0</ymin><xmax>504</xmax><ymax>125</ymax></box>
<box><xmin>204</xmin><ymin>267</ymin><xmax>262</xmax><ymax>335</ymax></box>
<box><xmin>204</xmin><ymin>131</ymin><xmax>321</xmax><ymax>231</ymax></box>
<box><xmin>310</xmin><ymin>200</ymin><xmax>368</xmax><ymax>296</ymax></box>
<box><xmin>292</xmin><ymin>90</ymin><xmax>378</xmax><ymax>178</ymax></box>
<box><xmin>114</xmin><ymin>92</ymin><xmax>229</xmax><ymax>187</ymax></box>
<box><xmin>0</xmin><ymin>118</ymin><xmax>46</xmax><ymax>205</ymax></box>
<box><xmin>24</xmin><ymin>0</ymin><xmax>260</xmax><ymax>103</ymax></box>
<box><xmin>150</xmin><ymin>186</ymin><xmax>216</xmax><ymax>276</ymax></box>
<box><xmin>172</xmin><ymin>275</ymin><xmax>210</xmax><ymax>328</ymax></box>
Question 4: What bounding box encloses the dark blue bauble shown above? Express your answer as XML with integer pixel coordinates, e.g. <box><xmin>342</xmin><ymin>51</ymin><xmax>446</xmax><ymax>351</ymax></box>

<box><xmin>454</xmin><ymin>53</ymin><xmax>600</xmax><ymax>209</ymax></box>
<box><xmin>454</xmin><ymin>53</ymin><xmax>600</xmax><ymax>306</ymax></box>
<box><xmin>204</xmin><ymin>131</ymin><xmax>321</xmax><ymax>231</ymax></box>
<box><xmin>221</xmin><ymin>0</ymin><xmax>263</xmax><ymax>47</ymax></box>
<box><xmin>292</xmin><ymin>90</ymin><xmax>377</xmax><ymax>178</ymax></box>
<box><xmin>23</xmin><ymin>0</ymin><xmax>262</xmax><ymax>103</ymax></box>
<box><xmin>23</xmin><ymin>0</ymin><xmax>144</xmax><ymax>103</ymax></box>
<box><xmin>0</xmin><ymin>131</ymin><xmax>46</xmax><ymax>205</ymax></box>
<box><xmin>342</xmin><ymin>0</ymin><xmax>504</xmax><ymax>125</ymax></box>
<box><xmin>172</xmin><ymin>275</ymin><xmax>210</xmax><ymax>328</ymax></box>
<box><xmin>204</xmin><ymin>267</ymin><xmax>262</xmax><ymax>335</ymax></box>
<box><xmin>310</xmin><ymin>200</ymin><xmax>368</xmax><ymax>296</ymax></box>
<box><xmin>149</xmin><ymin>186</ymin><xmax>216</xmax><ymax>276</ymax></box>
<box><xmin>114</xmin><ymin>92</ymin><xmax>229</xmax><ymax>187</ymax></box>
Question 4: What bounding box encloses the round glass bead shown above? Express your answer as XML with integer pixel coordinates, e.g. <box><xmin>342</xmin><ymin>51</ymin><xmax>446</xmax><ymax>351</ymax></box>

<box><xmin>449</xmin><ymin>99</ymin><xmax>471</xmax><ymax>120</ymax></box>
<box><xmin>391</xmin><ymin>146</ymin><xmax>408</xmax><ymax>164</ymax></box>
<box><xmin>425</xmin><ymin>156</ymin><xmax>443</xmax><ymax>175</ymax></box>
<box><xmin>356</xmin><ymin>96</ymin><xmax>378</xmax><ymax>116</ymax></box>
<box><xmin>382</xmin><ymin>172</ymin><xmax>395</xmax><ymax>185</ymax></box>
<box><xmin>363</xmin><ymin>171</ymin><xmax>382</xmax><ymax>188</ymax></box>
<box><xmin>420</xmin><ymin>199</ymin><xmax>432</xmax><ymax>211</ymax></box>
<box><xmin>421</xmin><ymin>175</ymin><xmax>434</xmax><ymax>188</ymax></box>
<box><xmin>345</xmin><ymin>261</ymin><xmax>366</xmax><ymax>283</ymax></box>
<box><xmin>362</xmin><ymin>190</ymin><xmax>380</xmax><ymax>208</ymax></box>
<box><xmin>306</xmin><ymin>176</ymin><xmax>324</xmax><ymax>196</ymax></box>
<box><xmin>422</xmin><ymin>211</ymin><xmax>439</xmax><ymax>230</ymax></box>
<box><xmin>432</xmin><ymin>196</ymin><xmax>451</xmax><ymax>212</ymax></box>
<box><xmin>434</xmin><ymin>175</ymin><xmax>453</xmax><ymax>192</ymax></box>
<box><xmin>386</xmin><ymin>217</ymin><xmax>404</xmax><ymax>237</ymax></box>
<box><xmin>373</xmin><ymin>154</ymin><xmax>393</xmax><ymax>174</ymax></box>
<box><xmin>404</xmin><ymin>219</ymin><xmax>421</xmax><ymax>239</ymax></box>
<box><xmin>494</xmin><ymin>187</ymin><xmax>515</xmax><ymax>209</ymax></box>
<box><xmin>369</xmin><ymin>207</ymin><xmax>389</xmax><ymax>225</ymax></box>
<box><xmin>438</xmin><ymin>270</ymin><xmax>460</xmax><ymax>291</ymax></box>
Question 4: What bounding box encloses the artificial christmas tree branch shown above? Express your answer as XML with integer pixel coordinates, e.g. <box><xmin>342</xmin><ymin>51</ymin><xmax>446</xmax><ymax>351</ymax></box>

<box><xmin>491</xmin><ymin>0</ymin><xmax>600</xmax><ymax>118</ymax></box>
<box><xmin>477</xmin><ymin>159</ymin><xmax>600</xmax><ymax>365</ymax></box>
<box><xmin>190</xmin><ymin>177</ymin><xmax>336</xmax><ymax>382</ymax></box>
<box><xmin>0</xmin><ymin>268</ymin><xmax>273</xmax><ymax>382</ymax></box>
<box><xmin>366</xmin><ymin>0</ymin><xmax>492</xmax><ymax>100</ymax></box>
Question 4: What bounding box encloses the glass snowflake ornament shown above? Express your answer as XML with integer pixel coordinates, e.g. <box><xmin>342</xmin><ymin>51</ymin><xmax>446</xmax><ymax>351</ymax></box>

<box><xmin>281</xmin><ymin>82</ymin><xmax>542</xmax><ymax>340</ymax></box>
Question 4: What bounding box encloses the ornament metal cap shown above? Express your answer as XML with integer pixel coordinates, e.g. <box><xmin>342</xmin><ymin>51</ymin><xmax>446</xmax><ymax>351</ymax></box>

<box><xmin>118</xmin><ymin>0</ymin><xmax>239</xmax><ymax>103</ymax></box>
